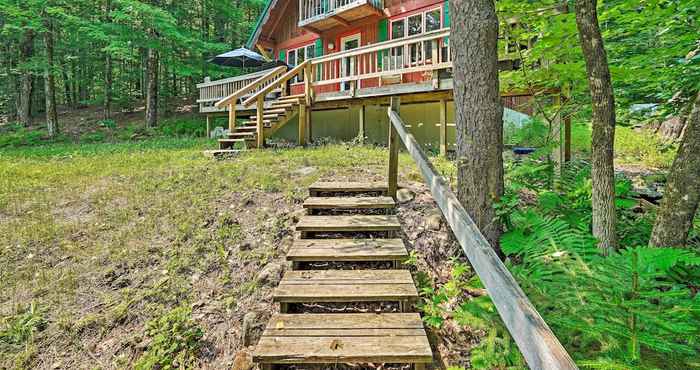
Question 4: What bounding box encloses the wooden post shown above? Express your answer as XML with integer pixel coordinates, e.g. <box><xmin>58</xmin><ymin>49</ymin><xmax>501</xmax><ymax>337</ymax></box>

<box><xmin>228</xmin><ymin>103</ymin><xmax>236</xmax><ymax>132</ymax></box>
<box><xmin>564</xmin><ymin>115</ymin><xmax>572</xmax><ymax>162</ymax></box>
<box><xmin>257</xmin><ymin>97</ymin><xmax>265</xmax><ymax>148</ymax></box>
<box><xmin>439</xmin><ymin>99</ymin><xmax>447</xmax><ymax>157</ymax></box>
<box><xmin>388</xmin><ymin>97</ymin><xmax>400</xmax><ymax>200</ymax></box>
<box><xmin>304</xmin><ymin>63</ymin><xmax>313</xmax><ymax>105</ymax></box>
<box><xmin>359</xmin><ymin>104</ymin><xmax>366</xmax><ymax>144</ymax></box>
<box><xmin>206</xmin><ymin>115</ymin><xmax>211</xmax><ymax>139</ymax></box>
<box><xmin>299</xmin><ymin>103</ymin><xmax>308</xmax><ymax>146</ymax></box>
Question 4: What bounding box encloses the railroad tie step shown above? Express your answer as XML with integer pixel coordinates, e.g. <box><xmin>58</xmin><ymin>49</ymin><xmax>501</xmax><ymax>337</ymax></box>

<box><xmin>296</xmin><ymin>215</ymin><xmax>401</xmax><ymax>237</ymax></box>
<box><xmin>287</xmin><ymin>238</ymin><xmax>408</xmax><ymax>265</ymax></box>
<box><xmin>309</xmin><ymin>181</ymin><xmax>389</xmax><ymax>196</ymax></box>
<box><xmin>303</xmin><ymin>196</ymin><xmax>395</xmax><ymax>212</ymax></box>
<box><xmin>273</xmin><ymin>269</ymin><xmax>418</xmax><ymax>312</ymax></box>
<box><xmin>254</xmin><ymin>313</ymin><xmax>432</xmax><ymax>368</ymax></box>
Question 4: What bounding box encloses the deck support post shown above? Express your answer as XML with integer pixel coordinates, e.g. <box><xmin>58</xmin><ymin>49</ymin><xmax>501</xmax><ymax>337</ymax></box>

<box><xmin>256</xmin><ymin>97</ymin><xmax>265</xmax><ymax>148</ymax></box>
<box><xmin>206</xmin><ymin>115</ymin><xmax>211</xmax><ymax>138</ymax></box>
<box><xmin>388</xmin><ymin>97</ymin><xmax>400</xmax><ymax>200</ymax></box>
<box><xmin>359</xmin><ymin>104</ymin><xmax>366</xmax><ymax>144</ymax></box>
<box><xmin>228</xmin><ymin>103</ymin><xmax>236</xmax><ymax>133</ymax></box>
<box><xmin>439</xmin><ymin>99</ymin><xmax>447</xmax><ymax>157</ymax></box>
<box><xmin>299</xmin><ymin>103</ymin><xmax>308</xmax><ymax>146</ymax></box>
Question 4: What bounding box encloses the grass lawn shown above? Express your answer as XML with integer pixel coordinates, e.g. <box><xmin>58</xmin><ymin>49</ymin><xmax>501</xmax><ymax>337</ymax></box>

<box><xmin>1</xmin><ymin>139</ymin><xmax>447</xmax><ymax>369</ymax></box>
<box><xmin>570</xmin><ymin>123</ymin><xmax>678</xmax><ymax>169</ymax></box>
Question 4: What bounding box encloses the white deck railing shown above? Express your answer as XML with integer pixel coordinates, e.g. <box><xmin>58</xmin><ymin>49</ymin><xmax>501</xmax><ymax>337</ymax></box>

<box><xmin>198</xmin><ymin>28</ymin><xmax>453</xmax><ymax>111</ymax></box>
<box><xmin>299</xmin><ymin>0</ymin><xmax>384</xmax><ymax>26</ymax></box>
<box><xmin>196</xmin><ymin>69</ymin><xmax>283</xmax><ymax>111</ymax></box>
<box><xmin>310</xmin><ymin>28</ymin><xmax>452</xmax><ymax>86</ymax></box>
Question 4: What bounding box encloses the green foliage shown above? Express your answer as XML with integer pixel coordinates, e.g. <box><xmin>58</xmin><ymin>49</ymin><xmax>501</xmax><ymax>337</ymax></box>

<box><xmin>0</xmin><ymin>126</ymin><xmax>50</xmax><ymax>148</ymax></box>
<box><xmin>0</xmin><ymin>302</ymin><xmax>46</xmax><ymax>348</ymax></box>
<box><xmin>496</xmin><ymin>159</ymin><xmax>700</xmax><ymax>368</ymax></box>
<box><xmin>158</xmin><ymin>117</ymin><xmax>207</xmax><ymax>138</ymax></box>
<box><xmin>504</xmin><ymin>119</ymin><xmax>551</xmax><ymax>147</ymax></box>
<box><xmin>135</xmin><ymin>306</ymin><xmax>204</xmax><ymax>370</ymax></box>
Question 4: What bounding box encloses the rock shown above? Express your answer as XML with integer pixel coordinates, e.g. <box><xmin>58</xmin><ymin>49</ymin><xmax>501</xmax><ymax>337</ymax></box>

<box><xmin>657</xmin><ymin>116</ymin><xmax>686</xmax><ymax>141</ymax></box>
<box><xmin>238</xmin><ymin>241</ymin><xmax>253</xmax><ymax>251</ymax></box>
<box><xmin>241</xmin><ymin>312</ymin><xmax>260</xmax><ymax>347</ymax></box>
<box><xmin>232</xmin><ymin>349</ymin><xmax>254</xmax><ymax>370</ymax></box>
<box><xmin>396</xmin><ymin>188</ymin><xmax>415</xmax><ymax>203</ymax></box>
<box><xmin>293</xmin><ymin>166</ymin><xmax>317</xmax><ymax>176</ymax></box>
<box><xmin>426</xmin><ymin>212</ymin><xmax>443</xmax><ymax>231</ymax></box>
<box><xmin>257</xmin><ymin>262</ymin><xmax>284</xmax><ymax>286</ymax></box>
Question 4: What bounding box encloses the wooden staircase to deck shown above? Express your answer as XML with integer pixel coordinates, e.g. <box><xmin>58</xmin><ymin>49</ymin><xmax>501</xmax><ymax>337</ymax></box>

<box><xmin>253</xmin><ymin>181</ymin><xmax>433</xmax><ymax>370</ymax></box>
<box><xmin>218</xmin><ymin>94</ymin><xmax>306</xmax><ymax>151</ymax></box>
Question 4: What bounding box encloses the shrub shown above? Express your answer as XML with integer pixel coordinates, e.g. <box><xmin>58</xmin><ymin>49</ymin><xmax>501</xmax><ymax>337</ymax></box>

<box><xmin>135</xmin><ymin>306</ymin><xmax>203</xmax><ymax>370</ymax></box>
<box><xmin>0</xmin><ymin>302</ymin><xmax>46</xmax><ymax>348</ymax></box>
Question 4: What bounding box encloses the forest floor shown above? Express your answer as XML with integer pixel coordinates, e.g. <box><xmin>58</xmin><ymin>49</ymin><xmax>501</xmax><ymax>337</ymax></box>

<box><xmin>0</xmin><ymin>107</ymin><xmax>685</xmax><ymax>369</ymax></box>
<box><xmin>0</xmin><ymin>140</ymin><xmax>481</xmax><ymax>369</ymax></box>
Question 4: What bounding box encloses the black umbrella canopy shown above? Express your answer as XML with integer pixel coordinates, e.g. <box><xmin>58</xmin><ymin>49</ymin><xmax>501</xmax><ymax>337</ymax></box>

<box><xmin>210</xmin><ymin>48</ymin><xmax>266</xmax><ymax>68</ymax></box>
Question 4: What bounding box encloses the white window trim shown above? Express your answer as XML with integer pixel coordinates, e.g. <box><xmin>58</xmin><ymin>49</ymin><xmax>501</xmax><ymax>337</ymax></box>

<box><xmin>389</xmin><ymin>6</ymin><xmax>443</xmax><ymax>40</ymax></box>
<box><xmin>388</xmin><ymin>7</ymin><xmax>444</xmax><ymax>67</ymax></box>
<box><xmin>288</xmin><ymin>42</ymin><xmax>318</xmax><ymax>85</ymax></box>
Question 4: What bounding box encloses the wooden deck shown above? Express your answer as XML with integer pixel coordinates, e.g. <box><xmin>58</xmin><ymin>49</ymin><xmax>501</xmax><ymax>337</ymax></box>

<box><xmin>252</xmin><ymin>180</ymin><xmax>433</xmax><ymax>369</ymax></box>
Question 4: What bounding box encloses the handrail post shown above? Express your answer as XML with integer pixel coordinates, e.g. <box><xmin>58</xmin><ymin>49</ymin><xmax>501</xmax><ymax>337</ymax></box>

<box><xmin>304</xmin><ymin>63</ymin><xmax>313</xmax><ymax>105</ymax></box>
<box><xmin>228</xmin><ymin>103</ymin><xmax>236</xmax><ymax>132</ymax></box>
<box><xmin>256</xmin><ymin>97</ymin><xmax>265</xmax><ymax>148</ymax></box>
<box><xmin>388</xmin><ymin>96</ymin><xmax>400</xmax><ymax>199</ymax></box>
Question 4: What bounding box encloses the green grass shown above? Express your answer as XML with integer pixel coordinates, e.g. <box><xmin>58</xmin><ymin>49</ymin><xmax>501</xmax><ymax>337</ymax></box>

<box><xmin>569</xmin><ymin>123</ymin><xmax>677</xmax><ymax>169</ymax></box>
<box><xmin>0</xmin><ymin>139</ymin><xmax>421</xmax><ymax>368</ymax></box>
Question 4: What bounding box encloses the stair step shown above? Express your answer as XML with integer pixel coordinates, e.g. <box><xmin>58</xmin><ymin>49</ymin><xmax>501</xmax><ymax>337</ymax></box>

<box><xmin>274</xmin><ymin>270</ymin><xmax>418</xmax><ymax>303</ymax></box>
<box><xmin>249</xmin><ymin>113</ymin><xmax>283</xmax><ymax>120</ymax></box>
<box><xmin>309</xmin><ymin>181</ymin><xmax>388</xmax><ymax>196</ymax></box>
<box><xmin>271</xmin><ymin>100</ymin><xmax>300</xmax><ymax>107</ymax></box>
<box><xmin>287</xmin><ymin>239</ymin><xmax>408</xmax><ymax>263</ymax></box>
<box><xmin>296</xmin><ymin>215</ymin><xmax>401</xmax><ymax>233</ymax></box>
<box><xmin>304</xmin><ymin>196</ymin><xmax>395</xmax><ymax>210</ymax></box>
<box><xmin>235</xmin><ymin>126</ymin><xmax>258</xmax><ymax>131</ymax></box>
<box><xmin>254</xmin><ymin>313</ymin><xmax>432</xmax><ymax>365</ymax></box>
<box><xmin>264</xmin><ymin>108</ymin><xmax>290</xmax><ymax>114</ymax></box>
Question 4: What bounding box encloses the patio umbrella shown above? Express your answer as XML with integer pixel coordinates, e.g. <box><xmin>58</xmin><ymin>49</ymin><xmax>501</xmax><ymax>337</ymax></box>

<box><xmin>210</xmin><ymin>48</ymin><xmax>266</xmax><ymax>68</ymax></box>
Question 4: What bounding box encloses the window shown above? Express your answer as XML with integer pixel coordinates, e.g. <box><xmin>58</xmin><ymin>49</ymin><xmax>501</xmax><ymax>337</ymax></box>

<box><xmin>288</xmin><ymin>43</ymin><xmax>318</xmax><ymax>83</ymax></box>
<box><xmin>391</xmin><ymin>19</ymin><xmax>405</xmax><ymax>39</ymax></box>
<box><xmin>408</xmin><ymin>14</ymin><xmax>422</xmax><ymax>36</ymax></box>
<box><xmin>425</xmin><ymin>9</ymin><xmax>441</xmax><ymax>32</ymax></box>
<box><xmin>288</xmin><ymin>49</ymin><xmax>297</xmax><ymax>67</ymax></box>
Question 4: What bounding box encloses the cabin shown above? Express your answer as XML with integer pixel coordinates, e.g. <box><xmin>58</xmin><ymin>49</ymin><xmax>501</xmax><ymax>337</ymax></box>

<box><xmin>197</xmin><ymin>0</ymin><xmax>536</xmax><ymax>154</ymax></box>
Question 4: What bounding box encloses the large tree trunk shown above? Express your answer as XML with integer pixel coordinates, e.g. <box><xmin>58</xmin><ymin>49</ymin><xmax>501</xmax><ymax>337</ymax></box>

<box><xmin>649</xmin><ymin>92</ymin><xmax>700</xmax><ymax>248</ymax></box>
<box><xmin>104</xmin><ymin>0</ymin><xmax>113</xmax><ymax>119</ymax></box>
<box><xmin>145</xmin><ymin>47</ymin><xmax>159</xmax><ymax>128</ymax></box>
<box><xmin>450</xmin><ymin>0</ymin><xmax>504</xmax><ymax>252</ymax></box>
<box><xmin>18</xmin><ymin>31</ymin><xmax>35</xmax><ymax>127</ymax></box>
<box><xmin>44</xmin><ymin>19</ymin><xmax>58</xmax><ymax>137</ymax></box>
<box><xmin>575</xmin><ymin>0</ymin><xmax>617</xmax><ymax>254</ymax></box>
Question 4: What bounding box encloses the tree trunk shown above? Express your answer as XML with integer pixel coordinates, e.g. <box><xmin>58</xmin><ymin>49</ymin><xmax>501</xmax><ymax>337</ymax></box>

<box><xmin>649</xmin><ymin>92</ymin><xmax>700</xmax><ymax>248</ymax></box>
<box><xmin>104</xmin><ymin>0</ymin><xmax>113</xmax><ymax>119</ymax></box>
<box><xmin>44</xmin><ymin>18</ymin><xmax>58</xmax><ymax>137</ymax></box>
<box><xmin>145</xmin><ymin>47</ymin><xmax>159</xmax><ymax>128</ymax></box>
<box><xmin>450</xmin><ymin>0</ymin><xmax>504</xmax><ymax>253</ymax></box>
<box><xmin>18</xmin><ymin>30</ymin><xmax>35</xmax><ymax>127</ymax></box>
<box><xmin>575</xmin><ymin>0</ymin><xmax>617</xmax><ymax>254</ymax></box>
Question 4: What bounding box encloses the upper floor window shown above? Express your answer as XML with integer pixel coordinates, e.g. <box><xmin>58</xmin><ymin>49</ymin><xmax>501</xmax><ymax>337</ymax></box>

<box><xmin>391</xmin><ymin>18</ymin><xmax>405</xmax><ymax>39</ymax></box>
<box><xmin>390</xmin><ymin>7</ymin><xmax>443</xmax><ymax>39</ymax></box>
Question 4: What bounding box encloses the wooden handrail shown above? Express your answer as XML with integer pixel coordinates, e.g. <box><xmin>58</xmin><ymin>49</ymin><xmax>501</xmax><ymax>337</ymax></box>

<box><xmin>196</xmin><ymin>69</ymin><xmax>272</xmax><ymax>89</ymax></box>
<box><xmin>215</xmin><ymin>66</ymin><xmax>287</xmax><ymax>109</ymax></box>
<box><xmin>310</xmin><ymin>28</ymin><xmax>451</xmax><ymax>64</ymax></box>
<box><xmin>387</xmin><ymin>99</ymin><xmax>578</xmax><ymax>370</ymax></box>
<box><xmin>242</xmin><ymin>61</ymin><xmax>311</xmax><ymax>107</ymax></box>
